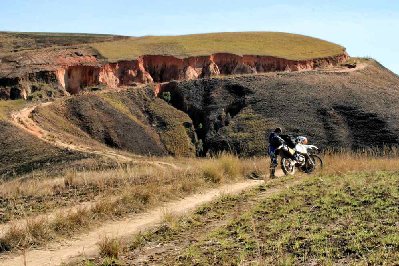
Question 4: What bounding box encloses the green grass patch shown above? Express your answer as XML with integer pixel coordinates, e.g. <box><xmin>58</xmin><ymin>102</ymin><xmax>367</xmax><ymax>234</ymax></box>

<box><xmin>222</xmin><ymin>107</ymin><xmax>279</xmax><ymax>156</ymax></box>
<box><xmin>0</xmin><ymin>100</ymin><xmax>25</xmax><ymax>121</ymax></box>
<box><xmin>147</xmin><ymin>98</ymin><xmax>196</xmax><ymax>157</ymax></box>
<box><xmin>180</xmin><ymin>171</ymin><xmax>399</xmax><ymax>265</ymax></box>
<box><xmin>99</xmin><ymin>93</ymin><xmax>148</xmax><ymax>129</ymax></box>
<box><xmin>91</xmin><ymin>32</ymin><xmax>345</xmax><ymax>61</ymax></box>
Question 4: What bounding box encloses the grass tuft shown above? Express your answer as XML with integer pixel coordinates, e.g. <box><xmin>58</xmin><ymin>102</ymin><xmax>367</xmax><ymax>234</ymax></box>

<box><xmin>98</xmin><ymin>236</ymin><xmax>122</xmax><ymax>259</ymax></box>
<box><xmin>202</xmin><ymin>162</ymin><xmax>225</xmax><ymax>183</ymax></box>
<box><xmin>202</xmin><ymin>153</ymin><xmax>244</xmax><ymax>183</ymax></box>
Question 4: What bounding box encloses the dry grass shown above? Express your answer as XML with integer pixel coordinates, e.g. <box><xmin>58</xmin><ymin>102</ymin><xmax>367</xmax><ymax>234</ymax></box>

<box><xmin>98</xmin><ymin>236</ymin><xmax>122</xmax><ymax>259</ymax></box>
<box><xmin>0</xmin><ymin>155</ymin><xmax>264</xmax><ymax>252</ymax></box>
<box><xmin>202</xmin><ymin>153</ymin><xmax>244</xmax><ymax>183</ymax></box>
<box><xmin>81</xmin><ymin>153</ymin><xmax>399</xmax><ymax>266</ymax></box>
<box><xmin>321</xmin><ymin>149</ymin><xmax>399</xmax><ymax>175</ymax></box>
<box><xmin>90</xmin><ymin>32</ymin><xmax>345</xmax><ymax>61</ymax></box>
<box><xmin>0</xmin><ymin>217</ymin><xmax>53</xmax><ymax>251</ymax></box>
<box><xmin>1</xmin><ymin>151</ymin><xmax>398</xmax><ymax>254</ymax></box>
<box><xmin>0</xmin><ymin>32</ymin><xmax>125</xmax><ymax>54</ymax></box>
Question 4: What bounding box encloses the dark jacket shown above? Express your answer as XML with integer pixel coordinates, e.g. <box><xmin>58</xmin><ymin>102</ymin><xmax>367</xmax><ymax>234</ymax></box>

<box><xmin>268</xmin><ymin>132</ymin><xmax>284</xmax><ymax>148</ymax></box>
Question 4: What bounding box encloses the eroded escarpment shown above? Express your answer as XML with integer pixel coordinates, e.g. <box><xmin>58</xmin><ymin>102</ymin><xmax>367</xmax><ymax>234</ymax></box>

<box><xmin>0</xmin><ymin>52</ymin><xmax>348</xmax><ymax>99</ymax></box>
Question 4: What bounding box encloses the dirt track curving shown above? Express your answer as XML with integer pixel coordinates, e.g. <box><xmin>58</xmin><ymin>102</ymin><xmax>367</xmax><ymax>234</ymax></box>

<box><xmin>10</xmin><ymin>103</ymin><xmax>179</xmax><ymax>169</ymax></box>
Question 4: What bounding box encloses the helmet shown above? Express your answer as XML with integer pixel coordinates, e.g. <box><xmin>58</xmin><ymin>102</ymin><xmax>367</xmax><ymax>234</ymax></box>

<box><xmin>274</xmin><ymin>127</ymin><xmax>282</xmax><ymax>133</ymax></box>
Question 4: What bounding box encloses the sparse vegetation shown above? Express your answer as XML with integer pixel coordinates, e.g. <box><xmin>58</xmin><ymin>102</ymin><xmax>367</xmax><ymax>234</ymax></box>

<box><xmin>147</xmin><ymin>98</ymin><xmax>196</xmax><ymax>156</ymax></box>
<box><xmin>26</xmin><ymin>83</ymin><xmax>60</xmax><ymax>101</ymax></box>
<box><xmin>0</xmin><ymin>32</ymin><xmax>126</xmax><ymax>54</ymax></box>
<box><xmin>161</xmin><ymin>91</ymin><xmax>172</xmax><ymax>103</ymax></box>
<box><xmin>168</xmin><ymin>61</ymin><xmax>399</xmax><ymax>155</ymax></box>
<box><xmin>0</xmin><ymin>120</ymin><xmax>91</xmax><ymax>177</ymax></box>
<box><xmin>222</xmin><ymin>108</ymin><xmax>279</xmax><ymax>156</ymax></box>
<box><xmin>174</xmin><ymin>171</ymin><xmax>399</xmax><ymax>265</ymax></box>
<box><xmin>31</xmin><ymin>87</ymin><xmax>196</xmax><ymax>157</ymax></box>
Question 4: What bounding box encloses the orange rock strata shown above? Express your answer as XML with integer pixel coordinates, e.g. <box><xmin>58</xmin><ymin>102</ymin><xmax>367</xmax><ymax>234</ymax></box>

<box><xmin>0</xmin><ymin>52</ymin><xmax>349</xmax><ymax>98</ymax></box>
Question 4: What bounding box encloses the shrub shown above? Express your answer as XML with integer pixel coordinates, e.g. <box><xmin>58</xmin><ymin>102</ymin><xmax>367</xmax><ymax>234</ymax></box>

<box><xmin>161</xmin><ymin>91</ymin><xmax>171</xmax><ymax>103</ymax></box>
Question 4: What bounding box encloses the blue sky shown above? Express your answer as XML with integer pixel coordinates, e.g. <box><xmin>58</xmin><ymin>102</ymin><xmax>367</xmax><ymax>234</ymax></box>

<box><xmin>1</xmin><ymin>0</ymin><xmax>398</xmax><ymax>74</ymax></box>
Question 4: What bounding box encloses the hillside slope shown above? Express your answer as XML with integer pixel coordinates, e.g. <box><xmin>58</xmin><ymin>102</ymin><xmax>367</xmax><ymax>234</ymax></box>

<box><xmin>0</xmin><ymin>121</ymin><xmax>92</xmax><ymax>178</ymax></box>
<box><xmin>161</xmin><ymin>59</ymin><xmax>399</xmax><ymax>155</ymax></box>
<box><xmin>1</xmin><ymin>59</ymin><xmax>398</xmax><ymax>178</ymax></box>
<box><xmin>32</xmin><ymin>87</ymin><xmax>196</xmax><ymax>157</ymax></box>
<box><xmin>0</xmin><ymin>86</ymin><xmax>196</xmax><ymax>178</ymax></box>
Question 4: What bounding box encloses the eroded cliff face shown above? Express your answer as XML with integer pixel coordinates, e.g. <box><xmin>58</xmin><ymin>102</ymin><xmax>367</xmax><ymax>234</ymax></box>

<box><xmin>98</xmin><ymin>59</ymin><xmax>153</xmax><ymax>88</ymax></box>
<box><xmin>0</xmin><ymin>52</ymin><xmax>349</xmax><ymax>99</ymax></box>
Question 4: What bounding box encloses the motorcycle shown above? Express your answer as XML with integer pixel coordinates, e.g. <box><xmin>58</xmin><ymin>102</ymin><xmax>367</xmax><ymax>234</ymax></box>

<box><xmin>277</xmin><ymin>136</ymin><xmax>323</xmax><ymax>175</ymax></box>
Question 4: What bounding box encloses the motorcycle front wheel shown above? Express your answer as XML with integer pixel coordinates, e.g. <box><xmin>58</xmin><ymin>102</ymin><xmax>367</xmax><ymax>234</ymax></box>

<box><xmin>310</xmin><ymin>154</ymin><xmax>323</xmax><ymax>170</ymax></box>
<box><xmin>281</xmin><ymin>157</ymin><xmax>296</xmax><ymax>175</ymax></box>
<box><xmin>302</xmin><ymin>154</ymin><xmax>323</xmax><ymax>173</ymax></box>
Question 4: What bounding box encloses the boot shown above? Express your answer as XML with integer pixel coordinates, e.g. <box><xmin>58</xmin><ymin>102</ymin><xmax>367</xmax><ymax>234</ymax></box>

<box><xmin>270</xmin><ymin>168</ymin><xmax>276</xmax><ymax>178</ymax></box>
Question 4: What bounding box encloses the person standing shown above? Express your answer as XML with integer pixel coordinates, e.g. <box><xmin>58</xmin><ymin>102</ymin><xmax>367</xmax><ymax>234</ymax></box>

<box><xmin>268</xmin><ymin>127</ymin><xmax>284</xmax><ymax>178</ymax></box>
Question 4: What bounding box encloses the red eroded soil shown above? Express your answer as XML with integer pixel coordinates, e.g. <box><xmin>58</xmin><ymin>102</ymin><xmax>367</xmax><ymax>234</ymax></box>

<box><xmin>0</xmin><ymin>49</ymin><xmax>348</xmax><ymax>99</ymax></box>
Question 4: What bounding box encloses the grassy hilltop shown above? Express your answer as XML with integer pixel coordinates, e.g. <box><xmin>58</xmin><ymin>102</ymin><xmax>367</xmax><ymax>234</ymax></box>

<box><xmin>0</xmin><ymin>31</ymin><xmax>345</xmax><ymax>60</ymax></box>
<box><xmin>91</xmin><ymin>32</ymin><xmax>346</xmax><ymax>61</ymax></box>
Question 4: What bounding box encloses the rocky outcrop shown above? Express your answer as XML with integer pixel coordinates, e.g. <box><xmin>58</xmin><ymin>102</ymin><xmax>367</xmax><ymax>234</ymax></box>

<box><xmin>0</xmin><ymin>77</ymin><xmax>21</xmax><ymax>100</ymax></box>
<box><xmin>99</xmin><ymin>58</ymin><xmax>153</xmax><ymax>88</ymax></box>
<box><xmin>0</xmin><ymin>51</ymin><xmax>349</xmax><ymax>99</ymax></box>
<box><xmin>0</xmin><ymin>71</ymin><xmax>65</xmax><ymax>100</ymax></box>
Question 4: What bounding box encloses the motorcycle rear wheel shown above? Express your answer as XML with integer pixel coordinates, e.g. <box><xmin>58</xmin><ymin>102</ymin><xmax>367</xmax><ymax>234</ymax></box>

<box><xmin>281</xmin><ymin>158</ymin><xmax>296</xmax><ymax>175</ymax></box>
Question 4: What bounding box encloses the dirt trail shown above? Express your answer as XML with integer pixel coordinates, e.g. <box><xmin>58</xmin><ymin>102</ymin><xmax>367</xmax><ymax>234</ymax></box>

<box><xmin>10</xmin><ymin>103</ymin><xmax>179</xmax><ymax>169</ymax></box>
<box><xmin>317</xmin><ymin>62</ymin><xmax>367</xmax><ymax>73</ymax></box>
<box><xmin>0</xmin><ymin>179</ymin><xmax>269</xmax><ymax>266</ymax></box>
